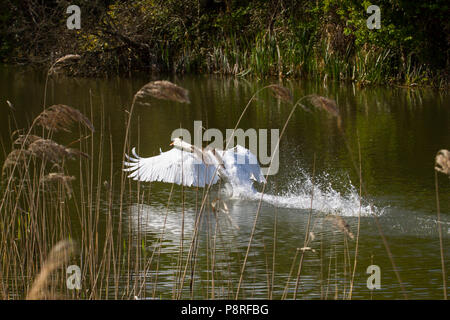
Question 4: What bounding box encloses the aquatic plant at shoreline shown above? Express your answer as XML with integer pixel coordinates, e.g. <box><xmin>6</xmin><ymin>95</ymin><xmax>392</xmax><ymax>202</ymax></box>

<box><xmin>1</xmin><ymin>2</ymin><xmax>448</xmax><ymax>87</ymax></box>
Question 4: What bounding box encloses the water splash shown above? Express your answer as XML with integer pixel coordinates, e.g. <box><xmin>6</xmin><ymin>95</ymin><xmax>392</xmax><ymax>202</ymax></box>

<box><xmin>230</xmin><ymin>169</ymin><xmax>381</xmax><ymax>217</ymax></box>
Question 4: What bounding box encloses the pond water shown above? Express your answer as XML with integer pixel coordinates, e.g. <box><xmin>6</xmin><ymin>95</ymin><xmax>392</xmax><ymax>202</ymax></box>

<box><xmin>0</xmin><ymin>65</ymin><xmax>449</xmax><ymax>299</ymax></box>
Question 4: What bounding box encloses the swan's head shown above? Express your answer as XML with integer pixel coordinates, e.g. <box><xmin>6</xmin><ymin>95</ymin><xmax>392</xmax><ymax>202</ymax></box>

<box><xmin>170</xmin><ymin>138</ymin><xmax>193</xmax><ymax>152</ymax></box>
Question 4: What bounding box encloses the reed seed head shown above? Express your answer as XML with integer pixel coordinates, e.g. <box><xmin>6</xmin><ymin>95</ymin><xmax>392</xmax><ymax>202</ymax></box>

<box><xmin>2</xmin><ymin>149</ymin><xmax>30</xmax><ymax>175</ymax></box>
<box><xmin>48</xmin><ymin>54</ymin><xmax>81</xmax><ymax>75</ymax></box>
<box><xmin>308</xmin><ymin>95</ymin><xmax>340</xmax><ymax>118</ymax></box>
<box><xmin>26</xmin><ymin>240</ymin><xmax>76</xmax><ymax>300</ymax></box>
<box><xmin>42</xmin><ymin>173</ymin><xmax>76</xmax><ymax>195</ymax></box>
<box><xmin>28</xmin><ymin>138</ymin><xmax>89</xmax><ymax>164</ymax></box>
<box><xmin>268</xmin><ymin>84</ymin><xmax>293</xmax><ymax>103</ymax></box>
<box><xmin>13</xmin><ymin>134</ymin><xmax>42</xmax><ymax>147</ymax></box>
<box><xmin>35</xmin><ymin>104</ymin><xmax>94</xmax><ymax>132</ymax></box>
<box><xmin>53</xmin><ymin>54</ymin><xmax>81</xmax><ymax>65</ymax></box>
<box><xmin>135</xmin><ymin>80</ymin><xmax>190</xmax><ymax>104</ymax></box>
<box><xmin>435</xmin><ymin>149</ymin><xmax>450</xmax><ymax>176</ymax></box>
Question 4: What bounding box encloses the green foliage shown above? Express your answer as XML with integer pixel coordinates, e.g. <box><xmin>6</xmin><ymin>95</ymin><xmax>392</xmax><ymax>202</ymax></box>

<box><xmin>0</xmin><ymin>0</ymin><xmax>447</xmax><ymax>86</ymax></box>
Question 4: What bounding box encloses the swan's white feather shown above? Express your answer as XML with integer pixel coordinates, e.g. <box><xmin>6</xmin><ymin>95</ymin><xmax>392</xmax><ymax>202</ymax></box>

<box><xmin>124</xmin><ymin>143</ymin><xmax>265</xmax><ymax>190</ymax></box>
<box><xmin>221</xmin><ymin>145</ymin><xmax>266</xmax><ymax>185</ymax></box>
<box><xmin>124</xmin><ymin>148</ymin><xmax>219</xmax><ymax>187</ymax></box>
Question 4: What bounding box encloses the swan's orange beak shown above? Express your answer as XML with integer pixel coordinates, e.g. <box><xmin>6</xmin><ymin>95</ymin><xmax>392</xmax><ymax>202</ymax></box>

<box><xmin>169</xmin><ymin>142</ymin><xmax>174</xmax><ymax>146</ymax></box>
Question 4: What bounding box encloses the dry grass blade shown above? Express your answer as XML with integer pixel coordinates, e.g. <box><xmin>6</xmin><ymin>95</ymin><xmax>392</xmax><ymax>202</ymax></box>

<box><xmin>28</xmin><ymin>138</ymin><xmax>89</xmax><ymax>164</ymax></box>
<box><xmin>326</xmin><ymin>214</ymin><xmax>354</xmax><ymax>240</ymax></box>
<box><xmin>26</xmin><ymin>240</ymin><xmax>76</xmax><ymax>300</ymax></box>
<box><xmin>435</xmin><ymin>149</ymin><xmax>450</xmax><ymax>176</ymax></box>
<box><xmin>2</xmin><ymin>149</ymin><xmax>30</xmax><ymax>175</ymax></box>
<box><xmin>35</xmin><ymin>104</ymin><xmax>94</xmax><ymax>132</ymax></box>
<box><xmin>135</xmin><ymin>80</ymin><xmax>190</xmax><ymax>104</ymax></box>
<box><xmin>41</xmin><ymin>173</ymin><xmax>76</xmax><ymax>195</ymax></box>
<box><xmin>268</xmin><ymin>84</ymin><xmax>293</xmax><ymax>103</ymax></box>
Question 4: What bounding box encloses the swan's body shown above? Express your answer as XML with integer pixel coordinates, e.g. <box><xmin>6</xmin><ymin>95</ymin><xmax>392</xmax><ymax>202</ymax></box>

<box><xmin>123</xmin><ymin>138</ymin><xmax>265</xmax><ymax>195</ymax></box>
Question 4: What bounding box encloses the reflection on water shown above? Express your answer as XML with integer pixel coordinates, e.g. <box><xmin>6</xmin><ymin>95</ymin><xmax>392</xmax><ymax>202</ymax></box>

<box><xmin>0</xmin><ymin>65</ymin><xmax>449</xmax><ymax>299</ymax></box>
<box><xmin>128</xmin><ymin>203</ymin><xmax>196</xmax><ymax>250</ymax></box>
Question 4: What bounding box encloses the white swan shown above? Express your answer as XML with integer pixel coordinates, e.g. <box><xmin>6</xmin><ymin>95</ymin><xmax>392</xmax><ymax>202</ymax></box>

<box><xmin>123</xmin><ymin>138</ymin><xmax>265</xmax><ymax>195</ymax></box>
<box><xmin>123</xmin><ymin>138</ymin><xmax>377</xmax><ymax>216</ymax></box>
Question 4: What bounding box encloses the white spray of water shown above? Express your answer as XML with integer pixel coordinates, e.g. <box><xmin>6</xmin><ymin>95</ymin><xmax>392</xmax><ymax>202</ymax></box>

<box><xmin>229</xmin><ymin>169</ymin><xmax>380</xmax><ymax>217</ymax></box>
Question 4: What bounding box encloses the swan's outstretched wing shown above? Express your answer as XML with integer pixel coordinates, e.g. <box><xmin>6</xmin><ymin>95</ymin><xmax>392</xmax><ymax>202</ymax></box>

<box><xmin>124</xmin><ymin>147</ymin><xmax>220</xmax><ymax>187</ymax></box>
<box><xmin>222</xmin><ymin>145</ymin><xmax>266</xmax><ymax>184</ymax></box>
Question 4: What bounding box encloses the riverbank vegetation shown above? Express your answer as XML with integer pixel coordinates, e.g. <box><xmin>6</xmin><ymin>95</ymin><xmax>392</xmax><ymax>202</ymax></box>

<box><xmin>0</xmin><ymin>1</ymin><xmax>448</xmax><ymax>87</ymax></box>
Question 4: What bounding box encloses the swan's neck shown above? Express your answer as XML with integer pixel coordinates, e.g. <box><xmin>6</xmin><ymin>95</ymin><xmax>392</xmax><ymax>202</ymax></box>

<box><xmin>174</xmin><ymin>141</ymin><xmax>194</xmax><ymax>153</ymax></box>
<box><xmin>174</xmin><ymin>142</ymin><xmax>229</xmax><ymax>180</ymax></box>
